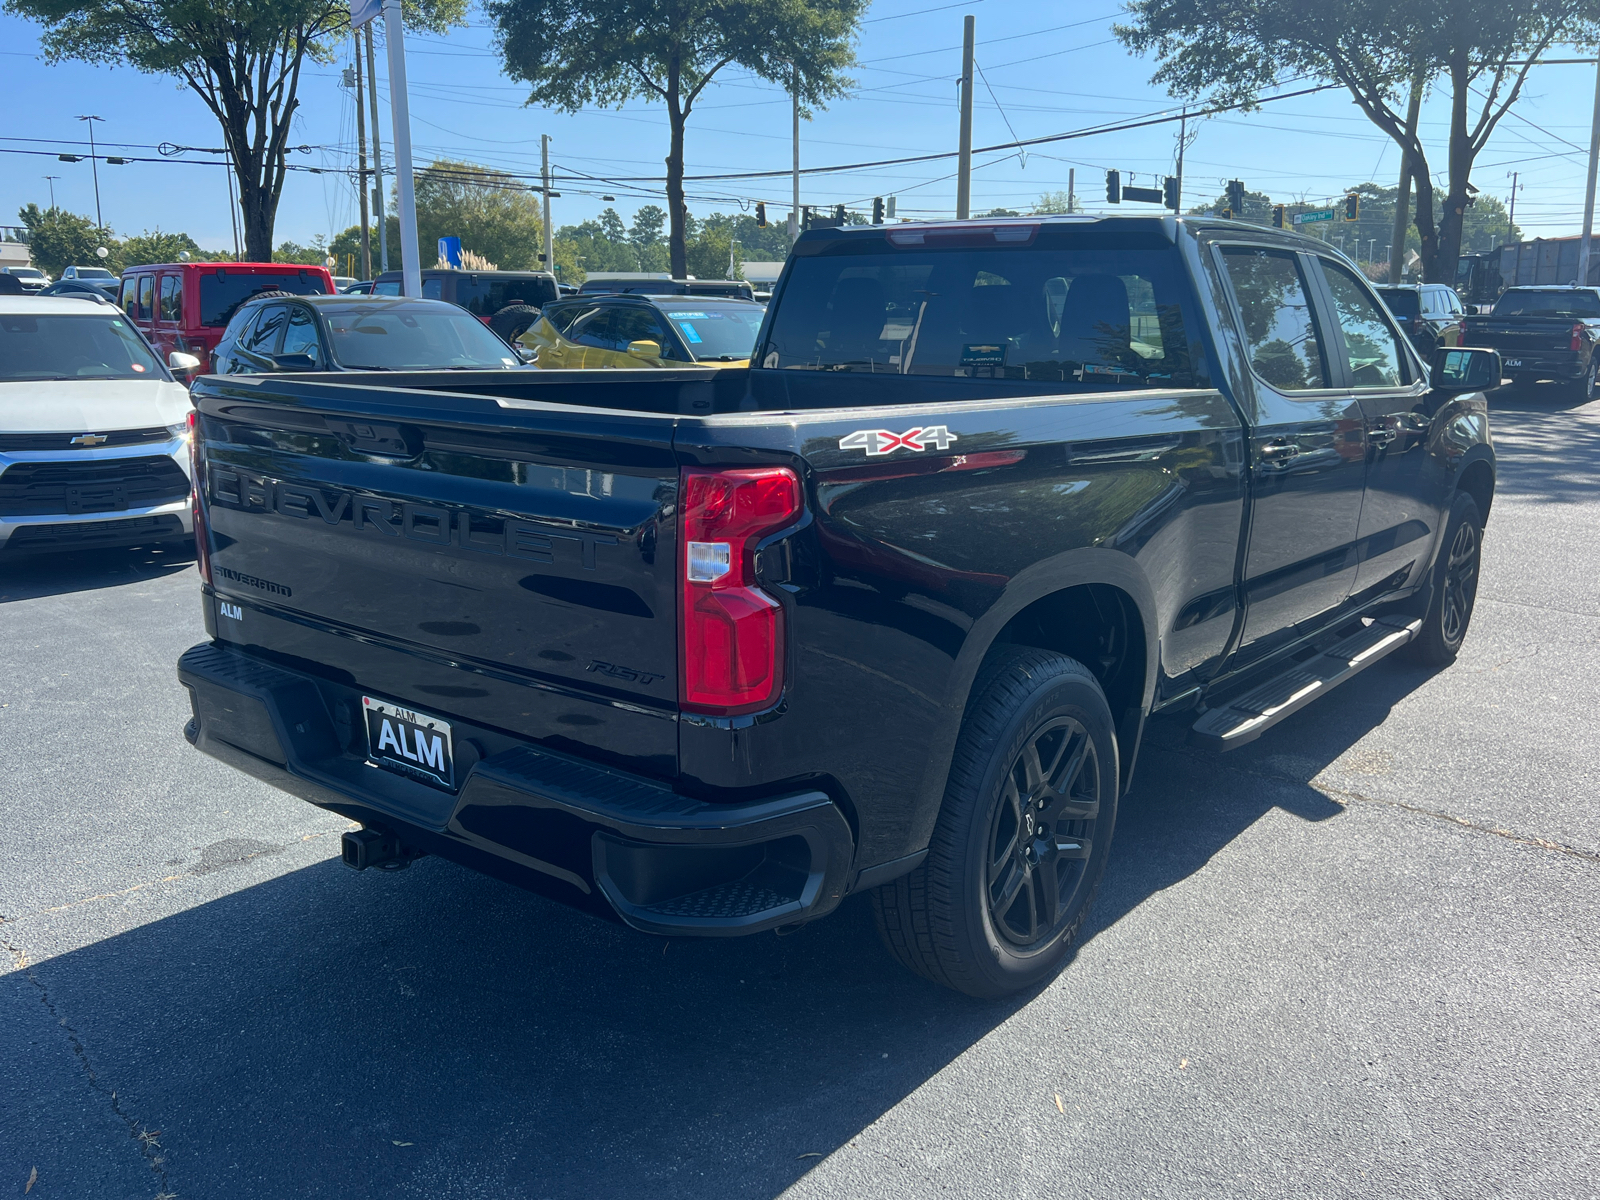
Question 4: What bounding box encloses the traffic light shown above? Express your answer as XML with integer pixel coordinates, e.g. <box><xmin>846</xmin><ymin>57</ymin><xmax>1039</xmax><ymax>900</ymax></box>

<box><xmin>1106</xmin><ymin>170</ymin><xmax>1121</xmax><ymax>204</ymax></box>
<box><xmin>801</xmin><ymin>205</ymin><xmax>812</xmax><ymax>230</ymax></box>
<box><xmin>1163</xmin><ymin>176</ymin><xmax>1180</xmax><ymax>211</ymax></box>
<box><xmin>834</xmin><ymin>204</ymin><xmax>846</xmax><ymax>224</ymax></box>
<box><xmin>1344</xmin><ymin>192</ymin><xmax>1360</xmax><ymax>221</ymax></box>
<box><xmin>872</xmin><ymin>196</ymin><xmax>884</xmax><ymax>224</ymax></box>
<box><xmin>755</xmin><ymin>201</ymin><xmax>766</xmax><ymax>228</ymax></box>
<box><xmin>1272</xmin><ymin>204</ymin><xmax>1286</xmax><ymax>229</ymax></box>
<box><xmin>1226</xmin><ymin>179</ymin><xmax>1245</xmax><ymax>216</ymax></box>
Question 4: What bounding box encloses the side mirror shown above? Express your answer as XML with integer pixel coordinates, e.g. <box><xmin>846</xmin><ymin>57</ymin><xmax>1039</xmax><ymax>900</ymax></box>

<box><xmin>515</xmin><ymin>345</ymin><xmax>536</xmax><ymax>363</ymax></box>
<box><xmin>1431</xmin><ymin>347</ymin><xmax>1501</xmax><ymax>394</ymax></box>
<box><xmin>625</xmin><ymin>339</ymin><xmax>662</xmax><ymax>360</ymax></box>
<box><xmin>270</xmin><ymin>352</ymin><xmax>318</xmax><ymax>371</ymax></box>
<box><xmin>168</xmin><ymin>351</ymin><xmax>201</xmax><ymax>373</ymax></box>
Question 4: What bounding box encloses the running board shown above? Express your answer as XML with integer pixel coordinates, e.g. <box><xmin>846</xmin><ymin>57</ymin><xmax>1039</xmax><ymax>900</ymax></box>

<box><xmin>1190</xmin><ymin>616</ymin><xmax>1421</xmax><ymax>751</ymax></box>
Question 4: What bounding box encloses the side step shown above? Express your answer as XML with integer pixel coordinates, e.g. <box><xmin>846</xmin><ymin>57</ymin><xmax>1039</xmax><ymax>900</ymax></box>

<box><xmin>1190</xmin><ymin>616</ymin><xmax>1421</xmax><ymax>751</ymax></box>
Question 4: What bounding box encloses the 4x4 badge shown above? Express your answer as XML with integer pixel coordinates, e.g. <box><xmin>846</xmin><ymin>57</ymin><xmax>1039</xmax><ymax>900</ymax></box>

<box><xmin>839</xmin><ymin>425</ymin><xmax>957</xmax><ymax>456</ymax></box>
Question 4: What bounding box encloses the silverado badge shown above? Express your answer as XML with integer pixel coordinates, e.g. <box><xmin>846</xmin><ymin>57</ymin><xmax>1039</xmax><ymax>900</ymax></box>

<box><xmin>838</xmin><ymin>425</ymin><xmax>957</xmax><ymax>456</ymax></box>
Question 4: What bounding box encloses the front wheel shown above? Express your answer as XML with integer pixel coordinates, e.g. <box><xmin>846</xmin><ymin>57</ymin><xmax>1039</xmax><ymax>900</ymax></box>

<box><xmin>1405</xmin><ymin>490</ymin><xmax>1483</xmax><ymax>668</ymax></box>
<box><xmin>1576</xmin><ymin>355</ymin><xmax>1600</xmax><ymax>403</ymax></box>
<box><xmin>873</xmin><ymin>648</ymin><xmax>1119</xmax><ymax>998</ymax></box>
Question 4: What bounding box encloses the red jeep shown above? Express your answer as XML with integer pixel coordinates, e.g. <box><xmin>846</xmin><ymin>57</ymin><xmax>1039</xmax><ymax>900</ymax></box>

<box><xmin>117</xmin><ymin>262</ymin><xmax>336</xmax><ymax>369</ymax></box>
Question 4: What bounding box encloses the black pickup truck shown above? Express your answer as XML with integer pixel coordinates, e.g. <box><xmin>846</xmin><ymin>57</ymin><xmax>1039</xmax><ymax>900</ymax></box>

<box><xmin>178</xmin><ymin>216</ymin><xmax>1499</xmax><ymax>997</ymax></box>
<box><xmin>1460</xmin><ymin>285</ymin><xmax>1600</xmax><ymax>399</ymax></box>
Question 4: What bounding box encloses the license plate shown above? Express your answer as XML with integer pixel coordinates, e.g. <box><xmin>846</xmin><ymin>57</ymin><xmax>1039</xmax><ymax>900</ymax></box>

<box><xmin>1504</xmin><ymin>359</ymin><xmax>1523</xmax><ymax>367</ymax></box>
<box><xmin>363</xmin><ymin>696</ymin><xmax>454</xmax><ymax>790</ymax></box>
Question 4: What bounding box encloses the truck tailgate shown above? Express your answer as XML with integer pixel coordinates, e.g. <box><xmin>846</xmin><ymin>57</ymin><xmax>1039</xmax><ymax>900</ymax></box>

<box><xmin>1465</xmin><ymin>319</ymin><xmax>1576</xmax><ymax>352</ymax></box>
<box><xmin>193</xmin><ymin>376</ymin><xmax>680</xmax><ymax>779</ymax></box>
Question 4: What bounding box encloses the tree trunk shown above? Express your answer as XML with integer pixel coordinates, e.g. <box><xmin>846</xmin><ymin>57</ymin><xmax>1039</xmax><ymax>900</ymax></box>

<box><xmin>1431</xmin><ymin>49</ymin><xmax>1475</xmax><ymax>283</ymax></box>
<box><xmin>666</xmin><ymin>58</ymin><xmax>687</xmax><ymax>280</ymax></box>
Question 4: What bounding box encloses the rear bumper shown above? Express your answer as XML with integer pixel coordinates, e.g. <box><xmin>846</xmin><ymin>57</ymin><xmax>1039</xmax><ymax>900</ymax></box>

<box><xmin>177</xmin><ymin>641</ymin><xmax>855</xmax><ymax>936</ymax></box>
<box><xmin>1485</xmin><ymin>349</ymin><xmax>1585</xmax><ymax>378</ymax></box>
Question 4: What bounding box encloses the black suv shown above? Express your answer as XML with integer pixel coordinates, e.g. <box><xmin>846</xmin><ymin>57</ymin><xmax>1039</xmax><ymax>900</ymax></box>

<box><xmin>210</xmin><ymin>294</ymin><xmax>527</xmax><ymax>374</ymax></box>
<box><xmin>1377</xmin><ymin>284</ymin><xmax>1467</xmax><ymax>356</ymax></box>
<box><xmin>373</xmin><ymin>270</ymin><xmax>559</xmax><ymax>341</ymax></box>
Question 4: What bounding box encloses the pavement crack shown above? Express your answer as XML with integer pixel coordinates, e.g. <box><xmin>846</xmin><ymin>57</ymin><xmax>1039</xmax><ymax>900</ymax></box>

<box><xmin>1</xmin><ymin>929</ymin><xmax>174</xmax><ymax>1197</ymax></box>
<box><xmin>1146</xmin><ymin>741</ymin><xmax>1600</xmax><ymax>865</ymax></box>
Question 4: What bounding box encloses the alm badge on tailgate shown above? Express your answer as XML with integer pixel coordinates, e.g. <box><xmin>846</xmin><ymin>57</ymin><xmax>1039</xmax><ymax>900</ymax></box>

<box><xmin>363</xmin><ymin>696</ymin><xmax>455</xmax><ymax>790</ymax></box>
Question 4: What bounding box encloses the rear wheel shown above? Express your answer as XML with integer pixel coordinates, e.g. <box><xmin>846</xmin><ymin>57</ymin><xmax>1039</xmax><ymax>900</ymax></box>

<box><xmin>873</xmin><ymin>647</ymin><xmax>1119</xmax><ymax>998</ymax></box>
<box><xmin>1404</xmin><ymin>490</ymin><xmax>1483</xmax><ymax>668</ymax></box>
<box><xmin>1576</xmin><ymin>355</ymin><xmax>1599</xmax><ymax>402</ymax></box>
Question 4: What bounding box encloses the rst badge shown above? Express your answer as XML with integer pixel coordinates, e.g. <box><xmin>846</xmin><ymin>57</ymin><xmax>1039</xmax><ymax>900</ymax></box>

<box><xmin>838</xmin><ymin>425</ymin><xmax>957</xmax><ymax>456</ymax></box>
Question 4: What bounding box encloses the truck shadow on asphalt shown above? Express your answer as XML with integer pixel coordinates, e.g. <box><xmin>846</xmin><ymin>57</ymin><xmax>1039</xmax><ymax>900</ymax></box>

<box><xmin>14</xmin><ymin>663</ymin><xmax>1432</xmax><ymax>1200</ymax></box>
<box><xmin>0</xmin><ymin>544</ymin><xmax>195</xmax><ymax>604</ymax></box>
<box><xmin>1487</xmin><ymin>388</ymin><xmax>1600</xmax><ymax>506</ymax></box>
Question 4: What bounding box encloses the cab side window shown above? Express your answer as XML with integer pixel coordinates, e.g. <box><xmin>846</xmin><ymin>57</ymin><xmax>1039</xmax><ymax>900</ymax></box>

<box><xmin>568</xmin><ymin>309</ymin><xmax>616</xmax><ymax>350</ymax></box>
<box><xmin>159</xmin><ymin>276</ymin><xmax>182</xmax><ymax>322</ymax></box>
<box><xmin>280</xmin><ymin>307</ymin><xmax>322</xmax><ymax>364</ymax></box>
<box><xmin>241</xmin><ymin>304</ymin><xmax>290</xmax><ymax>357</ymax></box>
<box><xmin>137</xmin><ymin>276</ymin><xmax>155</xmax><ymax>322</ymax></box>
<box><xmin>422</xmin><ymin>277</ymin><xmax>444</xmax><ymax>301</ymax></box>
<box><xmin>1218</xmin><ymin>246</ymin><xmax>1330</xmax><ymax>392</ymax></box>
<box><xmin>1321</xmin><ymin>261</ymin><xmax>1408</xmax><ymax>388</ymax></box>
<box><xmin>120</xmin><ymin>277</ymin><xmax>139</xmax><ymax>317</ymax></box>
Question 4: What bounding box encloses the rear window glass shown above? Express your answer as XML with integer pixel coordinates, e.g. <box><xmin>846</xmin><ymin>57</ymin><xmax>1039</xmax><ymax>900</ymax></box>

<box><xmin>1492</xmin><ymin>290</ymin><xmax>1600</xmax><ymax>318</ymax></box>
<box><xmin>1376</xmin><ymin>289</ymin><xmax>1420</xmax><ymax>318</ymax></box>
<box><xmin>762</xmin><ymin>241</ymin><xmax>1204</xmax><ymax>389</ymax></box>
<box><xmin>200</xmin><ymin>271</ymin><xmax>329</xmax><ymax>327</ymax></box>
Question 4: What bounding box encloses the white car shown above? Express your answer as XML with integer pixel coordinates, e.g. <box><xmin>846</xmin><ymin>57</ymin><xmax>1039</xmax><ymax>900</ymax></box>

<box><xmin>0</xmin><ymin>295</ymin><xmax>197</xmax><ymax>555</ymax></box>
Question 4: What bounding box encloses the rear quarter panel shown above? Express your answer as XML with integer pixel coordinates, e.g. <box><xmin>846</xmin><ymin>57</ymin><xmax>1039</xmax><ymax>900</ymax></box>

<box><xmin>675</xmin><ymin>381</ymin><xmax>1246</xmax><ymax>866</ymax></box>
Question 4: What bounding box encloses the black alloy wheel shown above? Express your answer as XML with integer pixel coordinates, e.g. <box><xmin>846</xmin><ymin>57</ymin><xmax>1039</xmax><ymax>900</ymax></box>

<box><xmin>1405</xmin><ymin>490</ymin><xmax>1483</xmax><ymax>667</ymax></box>
<box><xmin>985</xmin><ymin>715</ymin><xmax>1100</xmax><ymax>948</ymax></box>
<box><xmin>1579</xmin><ymin>355</ymin><xmax>1599</xmax><ymax>403</ymax></box>
<box><xmin>873</xmin><ymin>647</ymin><xmax>1119</xmax><ymax>998</ymax></box>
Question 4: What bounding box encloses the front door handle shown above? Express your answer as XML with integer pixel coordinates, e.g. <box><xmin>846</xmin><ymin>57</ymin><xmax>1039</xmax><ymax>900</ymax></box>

<box><xmin>1368</xmin><ymin>427</ymin><xmax>1397</xmax><ymax>448</ymax></box>
<box><xmin>1258</xmin><ymin>439</ymin><xmax>1300</xmax><ymax>465</ymax></box>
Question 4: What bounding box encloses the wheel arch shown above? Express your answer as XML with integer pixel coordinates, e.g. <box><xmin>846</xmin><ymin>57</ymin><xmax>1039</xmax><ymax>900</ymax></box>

<box><xmin>1456</xmin><ymin>451</ymin><xmax>1495</xmax><ymax>526</ymax></box>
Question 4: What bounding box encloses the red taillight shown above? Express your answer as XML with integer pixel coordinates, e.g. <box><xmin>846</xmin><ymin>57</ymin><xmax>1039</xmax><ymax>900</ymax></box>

<box><xmin>188</xmin><ymin>409</ymin><xmax>211</xmax><ymax>585</ymax></box>
<box><xmin>1572</xmin><ymin>324</ymin><xmax>1585</xmax><ymax>352</ymax></box>
<box><xmin>679</xmin><ymin>467</ymin><xmax>801</xmax><ymax>716</ymax></box>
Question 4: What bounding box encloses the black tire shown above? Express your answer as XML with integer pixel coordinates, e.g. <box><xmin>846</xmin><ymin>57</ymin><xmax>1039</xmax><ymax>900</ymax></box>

<box><xmin>1575</xmin><ymin>355</ymin><xmax>1599</xmax><ymax>403</ymax></box>
<box><xmin>1404</xmin><ymin>490</ymin><xmax>1483</xmax><ymax>668</ymax></box>
<box><xmin>872</xmin><ymin>647</ymin><xmax>1119</xmax><ymax>998</ymax></box>
<box><xmin>489</xmin><ymin>303</ymin><xmax>541</xmax><ymax>344</ymax></box>
<box><xmin>251</xmin><ymin>290</ymin><xmax>295</xmax><ymax>300</ymax></box>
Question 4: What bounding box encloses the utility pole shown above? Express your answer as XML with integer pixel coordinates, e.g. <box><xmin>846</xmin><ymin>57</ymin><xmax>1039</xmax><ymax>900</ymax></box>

<box><xmin>364</xmin><ymin>26</ymin><xmax>388</xmax><ymax>274</ymax></box>
<box><xmin>1390</xmin><ymin>74</ymin><xmax>1422</xmax><ymax>285</ymax></box>
<box><xmin>353</xmin><ymin>34</ymin><xmax>372</xmax><ymax>282</ymax></box>
<box><xmin>956</xmin><ymin>14</ymin><xmax>974</xmax><ymax>220</ymax></box>
<box><xmin>1507</xmin><ymin>171</ymin><xmax>1519</xmax><ymax>246</ymax></box>
<box><xmin>382</xmin><ymin>0</ymin><xmax>421</xmax><ymax>297</ymax></box>
<box><xmin>42</xmin><ymin>176</ymin><xmax>58</xmax><ymax>210</ymax></box>
<box><xmin>1174</xmin><ymin>105</ymin><xmax>1187</xmax><ymax>215</ymax></box>
<box><xmin>76</xmin><ymin>115</ymin><xmax>105</xmax><ymax>231</ymax></box>
<box><xmin>1067</xmin><ymin>168</ymin><xmax>1075</xmax><ymax>214</ymax></box>
<box><xmin>1580</xmin><ymin>55</ymin><xmax>1600</xmax><ymax>287</ymax></box>
<box><xmin>541</xmin><ymin>135</ymin><xmax>555</xmax><ymax>277</ymax></box>
<box><xmin>790</xmin><ymin>64</ymin><xmax>801</xmax><ymax>243</ymax></box>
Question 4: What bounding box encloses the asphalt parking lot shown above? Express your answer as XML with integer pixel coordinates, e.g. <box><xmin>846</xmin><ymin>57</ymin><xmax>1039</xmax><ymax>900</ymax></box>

<box><xmin>3</xmin><ymin>386</ymin><xmax>1597</xmax><ymax>1200</ymax></box>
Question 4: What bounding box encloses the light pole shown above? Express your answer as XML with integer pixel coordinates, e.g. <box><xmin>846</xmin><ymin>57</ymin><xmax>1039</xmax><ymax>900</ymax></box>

<box><xmin>42</xmin><ymin>175</ymin><xmax>59</xmax><ymax>210</ymax></box>
<box><xmin>76</xmin><ymin>115</ymin><xmax>106</xmax><ymax>231</ymax></box>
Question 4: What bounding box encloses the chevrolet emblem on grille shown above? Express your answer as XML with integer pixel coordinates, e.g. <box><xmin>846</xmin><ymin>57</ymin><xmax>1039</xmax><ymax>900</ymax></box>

<box><xmin>70</xmin><ymin>433</ymin><xmax>109</xmax><ymax>447</ymax></box>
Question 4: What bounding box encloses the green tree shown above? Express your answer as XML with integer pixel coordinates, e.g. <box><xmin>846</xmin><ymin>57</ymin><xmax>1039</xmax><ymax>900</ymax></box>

<box><xmin>7</xmin><ymin>0</ymin><xmax>466</xmax><ymax>262</ymax></box>
<box><xmin>16</xmin><ymin>204</ymin><xmax>109</xmax><ymax>277</ymax></box>
<box><xmin>120</xmin><ymin>229</ymin><xmax>216</xmax><ymax>268</ymax></box>
<box><xmin>1115</xmin><ymin>0</ymin><xmax>1597</xmax><ymax>282</ymax></box>
<box><xmin>489</xmin><ymin>0</ymin><xmax>864</xmax><ymax>278</ymax></box>
<box><xmin>273</xmin><ymin>237</ymin><xmax>327</xmax><ymax>265</ymax></box>
<box><xmin>411</xmin><ymin>159</ymin><xmax>546</xmax><ymax>269</ymax></box>
<box><xmin>1033</xmin><ymin>190</ymin><xmax>1076</xmax><ymax>214</ymax></box>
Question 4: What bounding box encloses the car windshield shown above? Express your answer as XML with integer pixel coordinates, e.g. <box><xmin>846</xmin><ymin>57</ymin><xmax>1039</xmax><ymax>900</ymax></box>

<box><xmin>1376</xmin><ymin>289</ymin><xmax>1421</xmax><ymax>318</ymax></box>
<box><xmin>201</xmin><ymin>270</ymin><xmax>329</xmax><ymax>327</ymax></box>
<box><xmin>72</xmin><ymin>267</ymin><xmax>116</xmax><ymax>280</ymax></box>
<box><xmin>0</xmin><ymin>311</ymin><xmax>165</xmax><ymax>382</ymax></box>
<box><xmin>661</xmin><ymin>305</ymin><xmax>764</xmax><ymax>361</ymax></box>
<box><xmin>12</xmin><ymin>268</ymin><xmax>45</xmax><ymax>280</ymax></box>
<box><xmin>762</xmin><ymin>237</ymin><xmax>1205</xmax><ymax>389</ymax></box>
<box><xmin>1492</xmin><ymin>290</ymin><xmax>1600</xmax><ymax>318</ymax></box>
<box><xmin>324</xmin><ymin>303</ymin><xmax>520</xmax><ymax>370</ymax></box>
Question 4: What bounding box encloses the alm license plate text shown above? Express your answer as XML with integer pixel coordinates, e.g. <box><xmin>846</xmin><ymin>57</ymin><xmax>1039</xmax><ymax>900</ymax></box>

<box><xmin>363</xmin><ymin>696</ymin><xmax>454</xmax><ymax>790</ymax></box>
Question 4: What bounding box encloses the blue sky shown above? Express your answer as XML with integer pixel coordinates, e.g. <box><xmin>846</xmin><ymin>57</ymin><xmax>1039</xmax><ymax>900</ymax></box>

<box><xmin>2</xmin><ymin>0</ymin><xmax>1595</xmax><ymax>255</ymax></box>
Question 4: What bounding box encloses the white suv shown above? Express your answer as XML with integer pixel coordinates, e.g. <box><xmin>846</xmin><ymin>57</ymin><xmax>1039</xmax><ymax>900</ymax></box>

<box><xmin>0</xmin><ymin>295</ymin><xmax>197</xmax><ymax>555</ymax></box>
